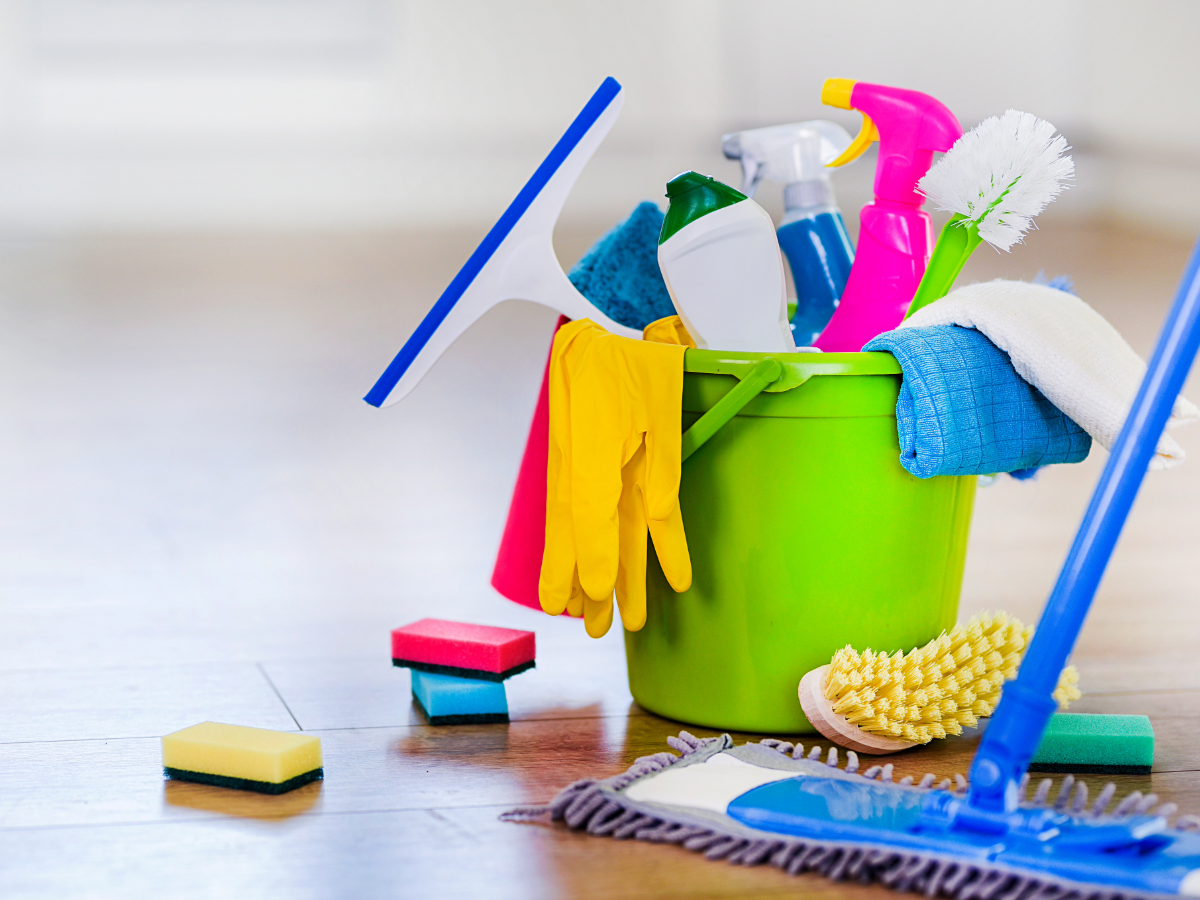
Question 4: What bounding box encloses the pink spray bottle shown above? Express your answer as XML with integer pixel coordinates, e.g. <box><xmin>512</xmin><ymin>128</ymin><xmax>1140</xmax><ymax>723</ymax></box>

<box><xmin>812</xmin><ymin>79</ymin><xmax>962</xmax><ymax>352</ymax></box>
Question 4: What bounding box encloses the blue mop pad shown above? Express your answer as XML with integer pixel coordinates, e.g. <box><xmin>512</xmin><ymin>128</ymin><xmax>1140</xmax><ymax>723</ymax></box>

<box><xmin>568</xmin><ymin>201</ymin><xmax>676</xmax><ymax>330</ymax></box>
<box><xmin>864</xmin><ymin>325</ymin><xmax>1091</xmax><ymax>479</ymax></box>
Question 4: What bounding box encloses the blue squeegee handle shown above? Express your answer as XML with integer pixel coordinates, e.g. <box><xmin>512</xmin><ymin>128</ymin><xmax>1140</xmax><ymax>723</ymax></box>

<box><xmin>362</xmin><ymin>77</ymin><xmax>622</xmax><ymax>408</ymax></box>
<box><xmin>965</xmin><ymin>237</ymin><xmax>1200</xmax><ymax>820</ymax></box>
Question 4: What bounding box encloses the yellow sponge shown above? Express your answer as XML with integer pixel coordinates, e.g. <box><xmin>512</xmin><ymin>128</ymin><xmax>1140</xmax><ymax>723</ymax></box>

<box><xmin>162</xmin><ymin>722</ymin><xmax>323</xmax><ymax>794</ymax></box>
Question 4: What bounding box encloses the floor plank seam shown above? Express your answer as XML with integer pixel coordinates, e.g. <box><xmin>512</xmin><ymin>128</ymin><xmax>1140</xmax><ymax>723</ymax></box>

<box><xmin>0</xmin><ymin>658</ymin><xmax>291</xmax><ymax>677</ymax></box>
<box><xmin>298</xmin><ymin>713</ymin><xmax>654</xmax><ymax>734</ymax></box>
<box><xmin>256</xmin><ymin>662</ymin><xmax>303</xmax><ymax>731</ymax></box>
<box><xmin>0</xmin><ymin>801</ymin><xmax>532</xmax><ymax>834</ymax></box>
<box><xmin>0</xmin><ymin>711</ymin><xmax>656</xmax><ymax>745</ymax></box>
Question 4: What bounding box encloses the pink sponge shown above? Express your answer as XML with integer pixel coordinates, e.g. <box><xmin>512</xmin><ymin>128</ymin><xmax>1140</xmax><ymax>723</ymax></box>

<box><xmin>391</xmin><ymin>618</ymin><xmax>536</xmax><ymax>682</ymax></box>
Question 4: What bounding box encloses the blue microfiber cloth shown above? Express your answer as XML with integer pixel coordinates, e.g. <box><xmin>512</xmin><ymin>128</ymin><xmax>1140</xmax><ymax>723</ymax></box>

<box><xmin>864</xmin><ymin>325</ymin><xmax>1092</xmax><ymax>479</ymax></box>
<box><xmin>568</xmin><ymin>201</ymin><xmax>676</xmax><ymax>330</ymax></box>
<box><xmin>1034</xmin><ymin>270</ymin><xmax>1076</xmax><ymax>295</ymax></box>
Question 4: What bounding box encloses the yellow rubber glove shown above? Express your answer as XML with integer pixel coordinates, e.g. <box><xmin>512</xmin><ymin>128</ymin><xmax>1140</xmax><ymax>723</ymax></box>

<box><xmin>541</xmin><ymin>321</ymin><xmax>593</xmax><ymax>623</ymax></box>
<box><xmin>539</xmin><ymin>319</ymin><xmax>692</xmax><ymax>637</ymax></box>
<box><xmin>642</xmin><ymin>315</ymin><xmax>697</xmax><ymax>348</ymax></box>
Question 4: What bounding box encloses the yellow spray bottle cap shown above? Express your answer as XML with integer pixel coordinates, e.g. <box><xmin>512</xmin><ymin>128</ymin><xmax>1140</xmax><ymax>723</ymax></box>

<box><xmin>821</xmin><ymin>78</ymin><xmax>878</xmax><ymax>168</ymax></box>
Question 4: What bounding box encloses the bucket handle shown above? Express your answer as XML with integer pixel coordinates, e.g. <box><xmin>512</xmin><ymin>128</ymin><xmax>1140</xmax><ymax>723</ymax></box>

<box><xmin>681</xmin><ymin>357</ymin><xmax>782</xmax><ymax>461</ymax></box>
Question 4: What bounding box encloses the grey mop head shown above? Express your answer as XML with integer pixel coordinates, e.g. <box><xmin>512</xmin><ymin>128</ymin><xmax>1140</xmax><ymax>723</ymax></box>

<box><xmin>568</xmin><ymin>201</ymin><xmax>677</xmax><ymax>330</ymax></box>
<box><xmin>504</xmin><ymin>732</ymin><xmax>1186</xmax><ymax>900</ymax></box>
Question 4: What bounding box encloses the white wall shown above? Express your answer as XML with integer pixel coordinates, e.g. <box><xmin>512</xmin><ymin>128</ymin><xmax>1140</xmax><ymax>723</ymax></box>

<box><xmin>0</xmin><ymin>0</ymin><xmax>1196</xmax><ymax>233</ymax></box>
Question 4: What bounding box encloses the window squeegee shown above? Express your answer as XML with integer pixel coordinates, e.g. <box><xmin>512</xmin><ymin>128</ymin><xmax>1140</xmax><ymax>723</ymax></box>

<box><xmin>365</xmin><ymin>77</ymin><xmax>639</xmax><ymax>409</ymax></box>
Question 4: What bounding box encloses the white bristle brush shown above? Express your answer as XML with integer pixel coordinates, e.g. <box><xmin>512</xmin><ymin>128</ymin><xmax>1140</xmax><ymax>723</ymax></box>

<box><xmin>904</xmin><ymin>109</ymin><xmax>1074</xmax><ymax>319</ymax></box>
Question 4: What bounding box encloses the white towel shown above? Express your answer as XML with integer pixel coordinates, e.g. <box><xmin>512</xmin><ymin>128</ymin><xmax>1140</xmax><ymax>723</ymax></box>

<box><xmin>900</xmin><ymin>279</ymin><xmax>1199</xmax><ymax>469</ymax></box>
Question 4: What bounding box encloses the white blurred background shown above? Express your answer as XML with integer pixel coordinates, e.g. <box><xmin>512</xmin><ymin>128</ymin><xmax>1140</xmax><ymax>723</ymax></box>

<box><xmin>0</xmin><ymin>0</ymin><xmax>1198</xmax><ymax>672</ymax></box>
<box><xmin>0</xmin><ymin>0</ymin><xmax>1197</xmax><ymax>235</ymax></box>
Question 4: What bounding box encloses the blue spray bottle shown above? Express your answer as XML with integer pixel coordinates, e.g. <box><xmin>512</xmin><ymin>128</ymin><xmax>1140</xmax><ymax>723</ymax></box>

<box><xmin>722</xmin><ymin>121</ymin><xmax>857</xmax><ymax>346</ymax></box>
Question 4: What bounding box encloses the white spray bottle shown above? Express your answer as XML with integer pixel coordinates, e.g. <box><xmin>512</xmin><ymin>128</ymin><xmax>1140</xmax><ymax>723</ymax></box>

<box><xmin>656</xmin><ymin>171</ymin><xmax>795</xmax><ymax>353</ymax></box>
<box><xmin>721</xmin><ymin>121</ymin><xmax>856</xmax><ymax>346</ymax></box>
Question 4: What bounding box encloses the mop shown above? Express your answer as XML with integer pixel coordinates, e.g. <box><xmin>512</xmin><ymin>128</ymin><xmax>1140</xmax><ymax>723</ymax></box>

<box><xmin>364</xmin><ymin>77</ymin><xmax>640</xmax><ymax>410</ymax></box>
<box><xmin>505</xmin><ymin>236</ymin><xmax>1200</xmax><ymax>898</ymax></box>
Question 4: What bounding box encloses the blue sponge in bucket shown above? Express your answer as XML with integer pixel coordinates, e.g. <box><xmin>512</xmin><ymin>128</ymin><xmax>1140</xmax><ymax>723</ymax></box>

<box><xmin>568</xmin><ymin>201</ymin><xmax>677</xmax><ymax>330</ymax></box>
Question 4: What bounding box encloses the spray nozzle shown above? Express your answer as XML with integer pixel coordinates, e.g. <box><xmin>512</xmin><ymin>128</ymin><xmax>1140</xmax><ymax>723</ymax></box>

<box><xmin>822</xmin><ymin>78</ymin><xmax>878</xmax><ymax>168</ymax></box>
<box><xmin>820</xmin><ymin>78</ymin><xmax>962</xmax><ymax>206</ymax></box>
<box><xmin>721</xmin><ymin>120</ymin><xmax>855</xmax><ymax>199</ymax></box>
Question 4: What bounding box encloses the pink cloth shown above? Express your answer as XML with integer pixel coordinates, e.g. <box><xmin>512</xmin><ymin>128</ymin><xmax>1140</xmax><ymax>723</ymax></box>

<box><xmin>491</xmin><ymin>316</ymin><xmax>569</xmax><ymax>611</ymax></box>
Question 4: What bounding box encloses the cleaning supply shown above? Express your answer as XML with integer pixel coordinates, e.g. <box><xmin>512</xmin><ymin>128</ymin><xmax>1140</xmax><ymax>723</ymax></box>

<box><xmin>863</xmin><ymin>325</ymin><xmax>1092</xmax><ymax>478</ymax></box>
<box><xmin>391</xmin><ymin>618</ymin><xmax>535</xmax><ymax>682</ymax></box>
<box><xmin>567</xmin><ymin>202</ymin><xmax>677</xmax><ymax>329</ymax></box>
<box><xmin>162</xmin><ymin>722</ymin><xmax>323</xmax><ymax>794</ymax></box>
<box><xmin>812</xmin><ymin>79</ymin><xmax>962</xmax><ymax>352</ymax></box>
<box><xmin>491</xmin><ymin>317</ymin><xmax>569</xmax><ymax>612</ymax></box>
<box><xmin>643</xmin><ymin>314</ymin><xmax>696</xmax><ymax>348</ymax></box>
<box><xmin>363</xmin><ymin>76</ymin><xmax>639</xmax><ymax>410</ymax></box>
<box><xmin>494</xmin><ymin>202</ymin><xmax>683</xmax><ymax>613</ymax></box>
<box><xmin>1030</xmin><ymin>713</ymin><xmax>1155</xmax><ymax>775</ymax></box>
<box><xmin>904</xmin><ymin>110</ymin><xmax>1074</xmax><ymax>320</ymax></box>
<box><xmin>509</xmin><ymin>217</ymin><xmax>1200</xmax><ymax>900</ymax></box>
<box><xmin>902</xmin><ymin>279</ymin><xmax>1200</xmax><ymax>467</ymax></box>
<box><xmin>410</xmin><ymin>669</ymin><xmax>509</xmax><ymax>725</ymax></box>
<box><xmin>517</xmin><ymin>236</ymin><xmax>1200</xmax><ymax>898</ymax></box>
<box><xmin>657</xmin><ymin>172</ymin><xmax>795</xmax><ymax>353</ymax></box>
<box><xmin>539</xmin><ymin>319</ymin><xmax>691</xmax><ymax>638</ymax></box>
<box><xmin>626</xmin><ymin>349</ymin><xmax>977</xmax><ymax>734</ymax></box>
<box><xmin>506</xmin><ymin>730</ymin><xmax>1186</xmax><ymax>890</ymax></box>
<box><xmin>983</xmin><ymin>273</ymin><xmax>1078</xmax><ymax>482</ymax></box>
<box><xmin>721</xmin><ymin>121</ymin><xmax>856</xmax><ymax>345</ymax></box>
<box><xmin>798</xmin><ymin>613</ymin><xmax>1081</xmax><ymax>755</ymax></box>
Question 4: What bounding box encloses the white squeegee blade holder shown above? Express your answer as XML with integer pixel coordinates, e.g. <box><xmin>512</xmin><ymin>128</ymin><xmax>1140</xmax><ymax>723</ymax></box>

<box><xmin>364</xmin><ymin>76</ymin><xmax>623</xmax><ymax>408</ymax></box>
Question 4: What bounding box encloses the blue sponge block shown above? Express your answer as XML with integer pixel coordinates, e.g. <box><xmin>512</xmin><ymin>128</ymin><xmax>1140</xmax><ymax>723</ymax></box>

<box><xmin>410</xmin><ymin>669</ymin><xmax>509</xmax><ymax>725</ymax></box>
<box><xmin>568</xmin><ymin>201</ymin><xmax>677</xmax><ymax>330</ymax></box>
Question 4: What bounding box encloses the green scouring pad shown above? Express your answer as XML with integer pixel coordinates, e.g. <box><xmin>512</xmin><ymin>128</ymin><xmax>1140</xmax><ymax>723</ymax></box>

<box><xmin>1029</xmin><ymin>712</ymin><xmax>1154</xmax><ymax>775</ymax></box>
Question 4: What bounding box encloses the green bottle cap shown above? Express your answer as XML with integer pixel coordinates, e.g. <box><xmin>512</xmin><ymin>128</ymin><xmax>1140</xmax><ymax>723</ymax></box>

<box><xmin>658</xmin><ymin>172</ymin><xmax>747</xmax><ymax>245</ymax></box>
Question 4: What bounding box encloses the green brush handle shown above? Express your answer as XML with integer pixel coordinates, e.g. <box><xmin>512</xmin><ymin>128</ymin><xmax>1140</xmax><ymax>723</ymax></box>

<box><xmin>904</xmin><ymin>214</ymin><xmax>983</xmax><ymax>320</ymax></box>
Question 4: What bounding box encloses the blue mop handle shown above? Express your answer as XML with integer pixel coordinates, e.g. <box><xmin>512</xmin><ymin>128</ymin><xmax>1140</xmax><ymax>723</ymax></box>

<box><xmin>967</xmin><ymin>237</ymin><xmax>1200</xmax><ymax>816</ymax></box>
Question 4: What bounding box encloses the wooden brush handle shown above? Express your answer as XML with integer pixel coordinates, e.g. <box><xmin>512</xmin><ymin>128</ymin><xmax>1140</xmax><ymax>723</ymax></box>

<box><xmin>798</xmin><ymin>665</ymin><xmax>917</xmax><ymax>756</ymax></box>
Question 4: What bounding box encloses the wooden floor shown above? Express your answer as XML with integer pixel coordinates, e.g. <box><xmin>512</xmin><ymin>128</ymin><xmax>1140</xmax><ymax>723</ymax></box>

<box><xmin>2</xmin><ymin>222</ymin><xmax>1199</xmax><ymax>899</ymax></box>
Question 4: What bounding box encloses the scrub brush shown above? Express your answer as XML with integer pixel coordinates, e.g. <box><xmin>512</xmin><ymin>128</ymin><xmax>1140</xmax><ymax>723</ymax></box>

<box><xmin>798</xmin><ymin>612</ymin><xmax>1081</xmax><ymax>755</ymax></box>
<box><xmin>904</xmin><ymin>109</ymin><xmax>1073</xmax><ymax>320</ymax></box>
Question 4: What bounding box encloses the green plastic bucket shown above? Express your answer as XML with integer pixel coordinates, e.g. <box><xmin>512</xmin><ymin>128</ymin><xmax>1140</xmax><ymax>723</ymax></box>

<box><xmin>624</xmin><ymin>349</ymin><xmax>977</xmax><ymax>734</ymax></box>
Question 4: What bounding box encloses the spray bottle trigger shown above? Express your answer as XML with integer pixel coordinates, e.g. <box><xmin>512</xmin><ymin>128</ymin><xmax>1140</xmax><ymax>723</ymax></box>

<box><xmin>740</xmin><ymin>157</ymin><xmax>763</xmax><ymax>198</ymax></box>
<box><xmin>826</xmin><ymin>114</ymin><xmax>878</xmax><ymax>168</ymax></box>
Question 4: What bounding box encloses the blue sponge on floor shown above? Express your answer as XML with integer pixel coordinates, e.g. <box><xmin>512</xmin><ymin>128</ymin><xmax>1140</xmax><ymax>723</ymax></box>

<box><xmin>568</xmin><ymin>201</ymin><xmax>677</xmax><ymax>330</ymax></box>
<box><xmin>411</xmin><ymin>669</ymin><xmax>509</xmax><ymax>725</ymax></box>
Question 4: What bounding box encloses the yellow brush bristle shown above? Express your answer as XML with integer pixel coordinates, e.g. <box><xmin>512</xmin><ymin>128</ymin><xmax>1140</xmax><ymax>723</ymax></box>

<box><xmin>821</xmin><ymin>612</ymin><xmax>1081</xmax><ymax>744</ymax></box>
<box><xmin>1053</xmin><ymin>665</ymin><xmax>1082</xmax><ymax>707</ymax></box>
